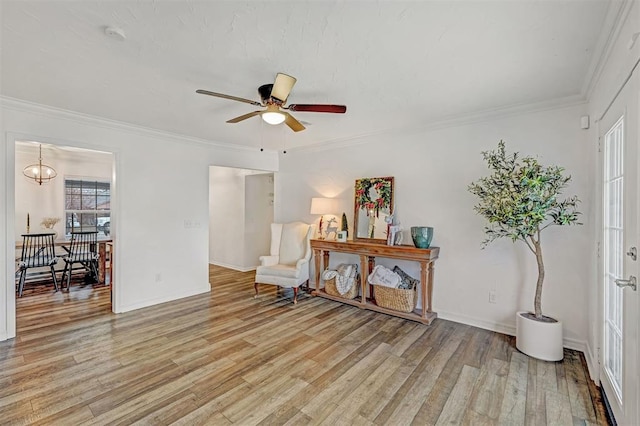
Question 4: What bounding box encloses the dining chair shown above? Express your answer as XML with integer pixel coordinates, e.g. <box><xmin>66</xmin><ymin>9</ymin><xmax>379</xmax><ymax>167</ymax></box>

<box><xmin>254</xmin><ymin>222</ymin><xmax>313</xmax><ymax>304</ymax></box>
<box><xmin>61</xmin><ymin>231</ymin><xmax>99</xmax><ymax>291</ymax></box>
<box><xmin>16</xmin><ymin>233</ymin><xmax>59</xmax><ymax>297</ymax></box>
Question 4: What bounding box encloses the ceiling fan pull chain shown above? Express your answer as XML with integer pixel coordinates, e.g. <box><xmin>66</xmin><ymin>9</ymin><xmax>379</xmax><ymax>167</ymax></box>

<box><xmin>282</xmin><ymin>125</ymin><xmax>287</xmax><ymax>154</ymax></box>
<box><xmin>259</xmin><ymin>120</ymin><xmax>264</xmax><ymax>152</ymax></box>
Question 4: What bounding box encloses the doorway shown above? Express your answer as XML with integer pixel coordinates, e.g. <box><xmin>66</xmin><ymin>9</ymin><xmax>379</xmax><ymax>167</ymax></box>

<box><xmin>599</xmin><ymin>71</ymin><xmax>639</xmax><ymax>424</ymax></box>
<box><xmin>13</xmin><ymin>141</ymin><xmax>115</xmax><ymax>333</ymax></box>
<box><xmin>208</xmin><ymin>166</ymin><xmax>274</xmax><ymax>275</ymax></box>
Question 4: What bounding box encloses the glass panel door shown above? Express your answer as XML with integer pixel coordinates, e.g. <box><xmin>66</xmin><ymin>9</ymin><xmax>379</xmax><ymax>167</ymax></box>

<box><xmin>603</xmin><ymin>116</ymin><xmax>624</xmax><ymax>400</ymax></box>
<box><xmin>599</xmin><ymin>75</ymin><xmax>639</xmax><ymax>425</ymax></box>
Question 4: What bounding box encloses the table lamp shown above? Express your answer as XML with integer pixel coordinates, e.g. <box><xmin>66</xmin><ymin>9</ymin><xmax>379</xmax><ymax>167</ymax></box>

<box><xmin>310</xmin><ymin>197</ymin><xmax>335</xmax><ymax>239</ymax></box>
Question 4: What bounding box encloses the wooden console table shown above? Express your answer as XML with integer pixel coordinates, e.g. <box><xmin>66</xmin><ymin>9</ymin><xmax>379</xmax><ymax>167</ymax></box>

<box><xmin>310</xmin><ymin>239</ymin><xmax>440</xmax><ymax>324</ymax></box>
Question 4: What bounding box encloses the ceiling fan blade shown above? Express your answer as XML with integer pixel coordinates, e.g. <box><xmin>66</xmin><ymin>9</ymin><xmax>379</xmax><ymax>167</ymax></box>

<box><xmin>226</xmin><ymin>111</ymin><xmax>263</xmax><ymax>123</ymax></box>
<box><xmin>196</xmin><ymin>89</ymin><xmax>262</xmax><ymax>106</ymax></box>
<box><xmin>270</xmin><ymin>73</ymin><xmax>297</xmax><ymax>103</ymax></box>
<box><xmin>283</xmin><ymin>112</ymin><xmax>306</xmax><ymax>132</ymax></box>
<box><xmin>286</xmin><ymin>104</ymin><xmax>347</xmax><ymax>113</ymax></box>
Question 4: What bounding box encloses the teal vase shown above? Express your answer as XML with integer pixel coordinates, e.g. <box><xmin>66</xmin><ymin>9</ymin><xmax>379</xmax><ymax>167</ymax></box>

<box><xmin>411</xmin><ymin>226</ymin><xmax>433</xmax><ymax>248</ymax></box>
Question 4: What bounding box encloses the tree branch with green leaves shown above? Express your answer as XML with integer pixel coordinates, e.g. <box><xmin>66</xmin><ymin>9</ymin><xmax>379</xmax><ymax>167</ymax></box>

<box><xmin>468</xmin><ymin>140</ymin><xmax>581</xmax><ymax>319</ymax></box>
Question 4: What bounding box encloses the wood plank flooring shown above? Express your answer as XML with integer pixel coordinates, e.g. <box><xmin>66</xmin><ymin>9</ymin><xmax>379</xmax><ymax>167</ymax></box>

<box><xmin>1</xmin><ymin>265</ymin><xmax>609</xmax><ymax>425</ymax></box>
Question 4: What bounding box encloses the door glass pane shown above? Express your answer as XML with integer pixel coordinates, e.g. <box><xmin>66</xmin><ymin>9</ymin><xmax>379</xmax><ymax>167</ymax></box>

<box><xmin>603</xmin><ymin>115</ymin><xmax>624</xmax><ymax>401</ymax></box>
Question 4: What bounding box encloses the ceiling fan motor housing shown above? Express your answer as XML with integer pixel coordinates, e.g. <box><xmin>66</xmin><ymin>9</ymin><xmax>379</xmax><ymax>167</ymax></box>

<box><xmin>258</xmin><ymin>84</ymin><xmax>274</xmax><ymax>103</ymax></box>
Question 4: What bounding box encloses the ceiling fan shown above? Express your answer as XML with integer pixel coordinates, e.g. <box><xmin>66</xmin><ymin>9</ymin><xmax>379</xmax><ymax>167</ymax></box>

<box><xmin>196</xmin><ymin>73</ymin><xmax>346</xmax><ymax>132</ymax></box>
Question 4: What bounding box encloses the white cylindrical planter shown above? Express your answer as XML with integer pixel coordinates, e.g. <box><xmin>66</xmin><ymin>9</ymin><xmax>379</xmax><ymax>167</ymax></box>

<box><xmin>516</xmin><ymin>311</ymin><xmax>563</xmax><ymax>361</ymax></box>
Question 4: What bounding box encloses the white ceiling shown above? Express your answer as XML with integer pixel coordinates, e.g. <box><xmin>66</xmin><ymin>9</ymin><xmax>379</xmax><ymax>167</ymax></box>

<box><xmin>1</xmin><ymin>1</ymin><xmax>615</xmax><ymax>151</ymax></box>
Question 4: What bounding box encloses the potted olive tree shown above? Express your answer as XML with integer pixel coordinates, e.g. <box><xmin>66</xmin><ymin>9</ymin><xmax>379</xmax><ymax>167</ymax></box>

<box><xmin>468</xmin><ymin>141</ymin><xmax>581</xmax><ymax>361</ymax></box>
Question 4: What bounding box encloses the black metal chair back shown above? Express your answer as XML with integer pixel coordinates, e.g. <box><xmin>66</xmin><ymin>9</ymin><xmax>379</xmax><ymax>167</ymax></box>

<box><xmin>61</xmin><ymin>231</ymin><xmax>99</xmax><ymax>290</ymax></box>
<box><xmin>16</xmin><ymin>233</ymin><xmax>59</xmax><ymax>296</ymax></box>
<box><xmin>68</xmin><ymin>231</ymin><xmax>98</xmax><ymax>262</ymax></box>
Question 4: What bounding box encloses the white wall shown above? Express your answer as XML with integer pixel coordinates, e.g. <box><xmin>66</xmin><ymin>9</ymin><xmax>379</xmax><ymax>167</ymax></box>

<box><xmin>244</xmin><ymin>173</ymin><xmax>274</xmax><ymax>267</ymax></box>
<box><xmin>0</xmin><ymin>98</ymin><xmax>278</xmax><ymax>340</ymax></box>
<box><xmin>209</xmin><ymin>167</ymin><xmax>246</xmax><ymax>269</ymax></box>
<box><xmin>584</xmin><ymin>1</ymin><xmax>640</xmax><ymax>380</ymax></box>
<box><xmin>14</xmin><ymin>143</ymin><xmax>112</xmax><ymax>239</ymax></box>
<box><xmin>277</xmin><ymin>103</ymin><xmax>592</xmax><ymax>350</ymax></box>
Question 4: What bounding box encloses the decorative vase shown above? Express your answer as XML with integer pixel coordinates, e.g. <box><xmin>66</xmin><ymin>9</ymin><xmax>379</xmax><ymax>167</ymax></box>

<box><xmin>410</xmin><ymin>226</ymin><xmax>433</xmax><ymax>248</ymax></box>
<box><xmin>516</xmin><ymin>311</ymin><xmax>563</xmax><ymax>361</ymax></box>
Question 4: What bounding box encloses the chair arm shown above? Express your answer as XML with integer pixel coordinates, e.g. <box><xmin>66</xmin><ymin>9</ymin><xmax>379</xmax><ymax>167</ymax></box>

<box><xmin>259</xmin><ymin>255</ymin><xmax>279</xmax><ymax>266</ymax></box>
<box><xmin>295</xmin><ymin>256</ymin><xmax>310</xmax><ymax>270</ymax></box>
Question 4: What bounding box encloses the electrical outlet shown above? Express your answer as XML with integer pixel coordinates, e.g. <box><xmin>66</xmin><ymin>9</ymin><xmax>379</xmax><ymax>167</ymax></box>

<box><xmin>184</xmin><ymin>220</ymin><xmax>192</xmax><ymax>228</ymax></box>
<box><xmin>489</xmin><ymin>290</ymin><xmax>497</xmax><ymax>304</ymax></box>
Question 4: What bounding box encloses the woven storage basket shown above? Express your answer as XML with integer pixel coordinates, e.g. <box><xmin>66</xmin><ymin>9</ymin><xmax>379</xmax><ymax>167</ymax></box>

<box><xmin>373</xmin><ymin>285</ymin><xmax>417</xmax><ymax>313</ymax></box>
<box><xmin>324</xmin><ymin>274</ymin><xmax>360</xmax><ymax>299</ymax></box>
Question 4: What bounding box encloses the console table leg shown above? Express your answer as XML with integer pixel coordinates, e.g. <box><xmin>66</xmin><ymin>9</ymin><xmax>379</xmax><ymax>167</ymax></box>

<box><xmin>360</xmin><ymin>255</ymin><xmax>369</xmax><ymax>305</ymax></box>
<box><xmin>367</xmin><ymin>256</ymin><xmax>375</xmax><ymax>301</ymax></box>
<box><xmin>427</xmin><ymin>261</ymin><xmax>434</xmax><ymax>313</ymax></box>
<box><xmin>420</xmin><ymin>261</ymin><xmax>427</xmax><ymax>319</ymax></box>
<box><xmin>313</xmin><ymin>249</ymin><xmax>321</xmax><ymax>295</ymax></box>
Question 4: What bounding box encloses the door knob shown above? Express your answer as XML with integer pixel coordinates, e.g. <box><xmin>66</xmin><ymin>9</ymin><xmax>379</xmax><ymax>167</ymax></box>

<box><xmin>627</xmin><ymin>247</ymin><xmax>637</xmax><ymax>261</ymax></box>
<box><xmin>615</xmin><ymin>276</ymin><xmax>637</xmax><ymax>291</ymax></box>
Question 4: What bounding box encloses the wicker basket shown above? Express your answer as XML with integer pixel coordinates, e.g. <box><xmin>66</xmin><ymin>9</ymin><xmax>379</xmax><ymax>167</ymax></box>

<box><xmin>324</xmin><ymin>274</ymin><xmax>360</xmax><ymax>299</ymax></box>
<box><xmin>373</xmin><ymin>285</ymin><xmax>417</xmax><ymax>313</ymax></box>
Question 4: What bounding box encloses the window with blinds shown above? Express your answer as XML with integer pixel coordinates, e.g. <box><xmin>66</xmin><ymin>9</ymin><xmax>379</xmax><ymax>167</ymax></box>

<box><xmin>64</xmin><ymin>179</ymin><xmax>111</xmax><ymax>236</ymax></box>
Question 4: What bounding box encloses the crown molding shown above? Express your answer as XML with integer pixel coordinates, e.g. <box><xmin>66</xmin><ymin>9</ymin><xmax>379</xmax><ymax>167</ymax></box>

<box><xmin>0</xmin><ymin>96</ymin><xmax>278</xmax><ymax>154</ymax></box>
<box><xmin>15</xmin><ymin>141</ymin><xmax>113</xmax><ymax>164</ymax></box>
<box><xmin>1</xmin><ymin>91</ymin><xmax>587</xmax><ymax>157</ymax></box>
<box><xmin>286</xmin><ymin>94</ymin><xmax>587</xmax><ymax>154</ymax></box>
<box><xmin>582</xmin><ymin>0</ymin><xmax>633</xmax><ymax>100</ymax></box>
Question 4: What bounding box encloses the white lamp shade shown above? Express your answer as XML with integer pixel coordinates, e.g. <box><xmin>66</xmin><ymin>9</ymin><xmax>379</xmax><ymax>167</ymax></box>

<box><xmin>262</xmin><ymin>112</ymin><xmax>286</xmax><ymax>125</ymax></box>
<box><xmin>310</xmin><ymin>197</ymin><xmax>336</xmax><ymax>215</ymax></box>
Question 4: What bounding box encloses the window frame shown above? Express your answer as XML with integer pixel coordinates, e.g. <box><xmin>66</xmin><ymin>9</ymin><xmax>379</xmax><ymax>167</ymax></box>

<box><xmin>64</xmin><ymin>177</ymin><xmax>111</xmax><ymax>237</ymax></box>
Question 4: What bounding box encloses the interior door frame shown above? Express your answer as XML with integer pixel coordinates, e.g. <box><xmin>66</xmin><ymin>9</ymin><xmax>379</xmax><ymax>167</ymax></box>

<box><xmin>596</xmin><ymin>73</ymin><xmax>640</xmax><ymax>425</ymax></box>
<box><xmin>3</xmin><ymin>132</ymin><xmax>121</xmax><ymax>339</ymax></box>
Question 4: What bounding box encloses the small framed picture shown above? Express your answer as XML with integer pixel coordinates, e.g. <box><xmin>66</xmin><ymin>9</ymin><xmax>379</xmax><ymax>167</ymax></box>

<box><xmin>336</xmin><ymin>231</ymin><xmax>347</xmax><ymax>242</ymax></box>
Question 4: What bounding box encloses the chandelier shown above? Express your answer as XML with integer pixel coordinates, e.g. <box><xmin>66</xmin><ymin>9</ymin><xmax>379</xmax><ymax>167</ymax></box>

<box><xmin>23</xmin><ymin>144</ymin><xmax>57</xmax><ymax>185</ymax></box>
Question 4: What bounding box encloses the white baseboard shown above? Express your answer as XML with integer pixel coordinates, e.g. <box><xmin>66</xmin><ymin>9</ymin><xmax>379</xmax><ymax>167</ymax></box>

<box><xmin>117</xmin><ymin>283</ymin><xmax>211</xmax><ymax>313</ymax></box>
<box><xmin>437</xmin><ymin>310</ymin><xmax>587</xmax><ymax>353</ymax></box>
<box><xmin>0</xmin><ymin>331</ymin><xmax>7</xmax><ymax>341</ymax></box>
<box><xmin>210</xmin><ymin>261</ymin><xmax>256</xmax><ymax>273</ymax></box>
<box><xmin>438</xmin><ymin>310</ymin><xmax>515</xmax><ymax>336</ymax></box>
<box><xmin>585</xmin><ymin>342</ymin><xmax>600</xmax><ymax>382</ymax></box>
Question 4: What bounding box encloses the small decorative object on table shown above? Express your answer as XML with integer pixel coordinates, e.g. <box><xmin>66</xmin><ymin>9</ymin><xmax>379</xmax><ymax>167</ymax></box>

<box><xmin>336</xmin><ymin>231</ymin><xmax>347</xmax><ymax>242</ymax></box>
<box><xmin>388</xmin><ymin>225</ymin><xmax>403</xmax><ymax>246</ymax></box>
<box><xmin>411</xmin><ymin>226</ymin><xmax>433</xmax><ymax>248</ymax></box>
<box><xmin>340</xmin><ymin>212</ymin><xmax>349</xmax><ymax>237</ymax></box>
<box><xmin>41</xmin><ymin>217</ymin><xmax>61</xmax><ymax>240</ymax></box>
<box><xmin>324</xmin><ymin>217</ymin><xmax>339</xmax><ymax>240</ymax></box>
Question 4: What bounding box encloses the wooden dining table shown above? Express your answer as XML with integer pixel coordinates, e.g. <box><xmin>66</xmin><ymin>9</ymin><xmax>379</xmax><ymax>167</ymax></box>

<box><xmin>15</xmin><ymin>237</ymin><xmax>113</xmax><ymax>285</ymax></box>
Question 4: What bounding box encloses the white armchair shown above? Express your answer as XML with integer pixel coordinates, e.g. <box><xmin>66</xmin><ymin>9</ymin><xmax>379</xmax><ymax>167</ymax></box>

<box><xmin>254</xmin><ymin>222</ymin><xmax>313</xmax><ymax>304</ymax></box>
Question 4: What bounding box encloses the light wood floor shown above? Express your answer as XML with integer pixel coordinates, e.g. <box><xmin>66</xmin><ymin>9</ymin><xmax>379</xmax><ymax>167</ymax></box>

<box><xmin>2</xmin><ymin>265</ymin><xmax>608</xmax><ymax>425</ymax></box>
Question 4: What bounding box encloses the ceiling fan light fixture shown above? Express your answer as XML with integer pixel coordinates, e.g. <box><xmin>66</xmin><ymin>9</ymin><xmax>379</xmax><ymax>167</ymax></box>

<box><xmin>262</xmin><ymin>111</ymin><xmax>286</xmax><ymax>125</ymax></box>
